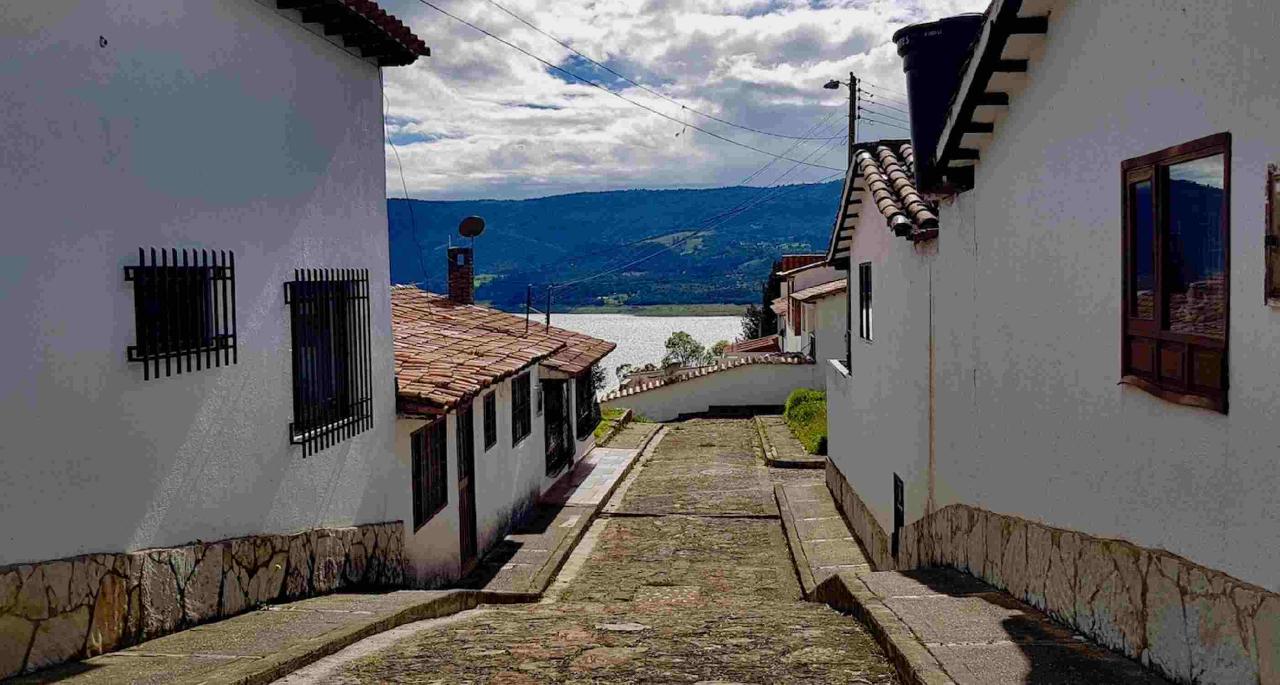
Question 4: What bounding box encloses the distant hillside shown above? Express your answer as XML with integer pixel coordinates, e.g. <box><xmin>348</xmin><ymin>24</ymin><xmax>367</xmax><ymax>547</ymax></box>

<box><xmin>388</xmin><ymin>181</ymin><xmax>841</xmax><ymax>310</ymax></box>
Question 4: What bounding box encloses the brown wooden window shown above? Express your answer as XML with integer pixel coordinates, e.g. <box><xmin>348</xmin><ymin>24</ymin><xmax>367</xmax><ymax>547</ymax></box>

<box><xmin>511</xmin><ymin>372</ymin><xmax>532</xmax><ymax>444</ymax></box>
<box><xmin>858</xmin><ymin>262</ymin><xmax>873</xmax><ymax>342</ymax></box>
<box><xmin>1121</xmin><ymin>133</ymin><xmax>1230</xmax><ymax>413</ymax></box>
<box><xmin>1266</xmin><ymin>164</ymin><xmax>1280</xmax><ymax>305</ymax></box>
<box><xmin>411</xmin><ymin>418</ymin><xmax>447</xmax><ymax>530</ymax></box>
<box><xmin>483</xmin><ymin>392</ymin><xmax>497</xmax><ymax>451</ymax></box>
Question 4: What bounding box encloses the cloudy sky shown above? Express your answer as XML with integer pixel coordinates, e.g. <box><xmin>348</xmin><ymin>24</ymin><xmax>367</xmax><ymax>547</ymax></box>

<box><xmin>377</xmin><ymin>0</ymin><xmax>987</xmax><ymax>200</ymax></box>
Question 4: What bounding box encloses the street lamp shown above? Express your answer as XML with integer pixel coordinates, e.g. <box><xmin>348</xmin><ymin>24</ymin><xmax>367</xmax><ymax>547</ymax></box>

<box><xmin>823</xmin><ymin>73</ymin><xmax>857</xmax><ymax>169</ymax></box>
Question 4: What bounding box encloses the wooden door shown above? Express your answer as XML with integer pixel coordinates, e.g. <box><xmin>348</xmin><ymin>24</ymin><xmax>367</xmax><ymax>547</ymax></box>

<box><xmin>543</xmin><ymin>380</ymin><xmax>571</xmax><ymax>475</ymax></box>
<box><xmin>457</xmin><ymin>406</ymin><xmax>477</xmax><ymax>573</ymax></box>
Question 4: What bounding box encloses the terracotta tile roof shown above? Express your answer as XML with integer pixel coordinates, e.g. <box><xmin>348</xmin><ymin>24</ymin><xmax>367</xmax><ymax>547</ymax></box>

<box><xmin>392</xmin><ymin>287</ymin><xmax>615</xmax><ymax>414</ymax></box>
<box><xmin>725</xmin><ymin>334</ymin><xmax>780</xmax><ymax>354</ymax></box>
<box><xmin>791</xmin><ymin>279</ymin><xmax>847</xmax><ymax>303</ymax></box>
<box><xmin>600</xmin><ymin>354</ymin><xmax>812</xmax><ymax>402</ymax></box>
<box><xmin>826</xmin><ymin>140</ymin><xmax>939</xmax><ymax>264</ymax></box>
<box><xmin>285</xmin><ymin>0</ymin><xmax>430</xmax><ymax>67</ymax></box>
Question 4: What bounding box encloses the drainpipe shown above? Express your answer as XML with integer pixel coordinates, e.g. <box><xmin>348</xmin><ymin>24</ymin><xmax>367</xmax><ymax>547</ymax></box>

<box><xmin>927</xmin><ymin>258</ymin><xmax>936</xmax><ymax>518</ymax></box>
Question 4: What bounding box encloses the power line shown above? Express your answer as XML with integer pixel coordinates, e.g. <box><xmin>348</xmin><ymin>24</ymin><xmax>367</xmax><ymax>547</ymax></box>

<box><xmin>479</xmin><ymin>0</ymin><xmax>842</xmax><ymax>142</ymax></box>
<box><xmin>857</xmin><ymin>103</ymin><xmax>910</xmax><ymax>125</ymax></box>
<box><xmin>414</xmin><ymin>0</ymin><xmax>844</xmax><ymax>172</ymax></box>
<box><xmin>857</xmin><ymin>112</ymin><xmax>911</xmax><ymax>132</ymax></box>
<box><xmin>860</xmin><ymin>79</ymin><xmax>910</xmax><ymax>100</ymax></box>
<box><xmin>381</xmin><ymin>76</ymin><xmax>431</xmax><ymax>286</ymax></box>
<box><xmin>858</xmin><ymin>91</ymin><xmax>910</xmax><ymax>116</ymax></box>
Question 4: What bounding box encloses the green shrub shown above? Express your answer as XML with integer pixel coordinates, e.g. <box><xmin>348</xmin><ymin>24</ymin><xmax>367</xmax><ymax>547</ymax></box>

<box><xmin>783</xmin><ymin>389</ymin><xmax>827</xmax><ymax>455</ymax></box>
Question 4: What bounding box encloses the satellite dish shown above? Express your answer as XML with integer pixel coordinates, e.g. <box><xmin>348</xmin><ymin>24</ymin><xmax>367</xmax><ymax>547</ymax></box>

<box><xmin>458</xmin><ymin>215</ymin><xmax>485</xmax><ymax>238</ymax></box>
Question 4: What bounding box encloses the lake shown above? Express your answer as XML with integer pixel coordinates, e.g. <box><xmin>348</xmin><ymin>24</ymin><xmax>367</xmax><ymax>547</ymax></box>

<box><xmin>548</xmin><ymin>313</ymin><xmax>743</xmax><ymax>392</ymax></box>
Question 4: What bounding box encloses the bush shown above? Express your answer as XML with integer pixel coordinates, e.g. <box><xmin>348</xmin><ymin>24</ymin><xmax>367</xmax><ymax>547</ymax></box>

<box><xmin>783</xmin><ymin>389</ymin><xmax>827</xmax><ymax>455</ymax></box>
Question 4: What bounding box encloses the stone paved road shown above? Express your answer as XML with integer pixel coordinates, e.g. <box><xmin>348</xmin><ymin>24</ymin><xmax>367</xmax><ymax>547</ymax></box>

<box><xmin>312</xmin><ymin>418</ymin><xmax>896</xmax><ymax>684</ymax></box>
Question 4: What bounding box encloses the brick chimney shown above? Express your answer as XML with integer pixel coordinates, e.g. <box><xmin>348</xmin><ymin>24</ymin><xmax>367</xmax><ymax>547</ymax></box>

<box><xmin>447</xmin><ymin>246</ymin><xmax>474</xmax><ymax>304</ymax></box>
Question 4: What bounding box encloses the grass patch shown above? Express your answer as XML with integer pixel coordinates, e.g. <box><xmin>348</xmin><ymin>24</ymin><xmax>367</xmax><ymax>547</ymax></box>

<box><xmin>783</xmin><ymin>389</ymin><xmax>827</xmax><ymax>455</ymax></box>
<box><xmin>593</xmin><ymin>407</ymin><xmax>628</xmax><ymax>443</ymax></box>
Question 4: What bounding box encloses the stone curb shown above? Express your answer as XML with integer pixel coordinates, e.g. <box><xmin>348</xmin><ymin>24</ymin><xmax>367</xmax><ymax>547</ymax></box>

<box><xmin>525</xmin><ymin>426</ymin><xmax>660</xmax><ymax>595</ymax></box>
<box><xmin>204</xmin><ymin>590</ymin><xmax>538</xmax><ymax>685</ymax></box>
<box><xmin>812</xmin><ymin>573</ymin><xmax>956</xmax><ymax>685</ymax></box>
<box><xmin>753</xmin><ymin>415</ymin><xmax>825</xmax><ymax>469</ymax></box>
<box><xmin>773</xmin><ymin>484</ymin><xmax>817</xmax><ymax>599</ymax></box>
<box><xmin>594</xmin><ymin>408</ymin><xmax>633</xmax><ymax>447</ymax></box>
<box><xmin>601</xmin><ymin>424</ymin><xmax>669</xmax><ymax>516</ymax></box>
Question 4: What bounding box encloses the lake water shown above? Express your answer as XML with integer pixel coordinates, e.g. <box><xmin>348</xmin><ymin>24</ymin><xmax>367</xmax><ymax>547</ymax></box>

<box><xmin>548</xmin><ymin>313</ymin><xmax>742</xmax><ymax>392</ymax></box>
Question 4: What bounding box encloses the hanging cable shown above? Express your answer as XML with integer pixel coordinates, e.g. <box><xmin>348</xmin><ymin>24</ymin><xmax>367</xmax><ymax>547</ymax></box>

<box><xmin>414</xmin><ymin>0</ymin><xmax>844</xmax><ymax>172</ymax></box>
<box><xmin>857</xmin><ymin>103</ymin><xmax>910</xmax><ymax>125</ymax></box>
<box><xmin>858</xmin><ymin>92</ymin><xmax>910</xmax><ymax>116</ymax></box>
<box><xmin>381</xmin><ymin>74</ymin><xmax>431</xmax><ymax>286</ymax></box>
<box><xmin>478</xmin><ymin>0</ymin><xmax>846</xmax><ymax>142</ymax></box>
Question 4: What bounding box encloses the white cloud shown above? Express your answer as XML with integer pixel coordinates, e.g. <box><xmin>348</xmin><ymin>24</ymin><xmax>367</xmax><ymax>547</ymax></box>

<box><xmin>378</xmin><ymin>0</ymin><xmax>988</xmax><ymax>199</ymax></box>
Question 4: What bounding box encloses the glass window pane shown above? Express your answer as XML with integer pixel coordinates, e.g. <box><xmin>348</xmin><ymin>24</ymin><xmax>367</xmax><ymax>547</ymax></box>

<box><xmin>1164</xmin><ymin>153</ymin><xmax>1225</xmax><ymax>337</ymax></box>
<box><xmin>1130</xmin><ymin>180</ymin><xmax>1155</xmax><ymax>319</ymax></box>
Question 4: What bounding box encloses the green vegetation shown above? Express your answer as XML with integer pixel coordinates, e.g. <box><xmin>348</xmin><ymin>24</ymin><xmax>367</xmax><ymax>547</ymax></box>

<box><xmin>559</xmin><ymin>303</ymin><xmax>747</xmax><ymax>317</ymax></box>
<box><xmin>783</xmin><ymin>389</ymin><xmax>827</xmax><ymax>455</ymax></box>
<box><xmin>594</xmin><ymin>407</ymin><xmax>627</xmax><ymax>443</ymax></box>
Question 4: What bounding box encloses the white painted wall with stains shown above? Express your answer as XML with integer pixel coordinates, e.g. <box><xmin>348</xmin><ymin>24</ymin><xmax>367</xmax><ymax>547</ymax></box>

<box><xmin>826</xmin><ymin>0</ymin><xmax>1280</xmax><ymax>592</ymax></box>
<box><xmin>0</xmin><ymin>0</ymin><xmax>399</xmax><ymax>566</ymax></box>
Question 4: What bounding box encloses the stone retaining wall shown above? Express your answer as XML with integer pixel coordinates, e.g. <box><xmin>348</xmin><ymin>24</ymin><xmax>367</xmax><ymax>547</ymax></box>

<box><xmin>824</xmin><ymin>461</ymin><xmax>1279</xmax><ymax>685</ymax></box>
<box><xmin>0</xmin><ymin>521</ymin><xmax>404</xmax><ymax>679</ymax></box>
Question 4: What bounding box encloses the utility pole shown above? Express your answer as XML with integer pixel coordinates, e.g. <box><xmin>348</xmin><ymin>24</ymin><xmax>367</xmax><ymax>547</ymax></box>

<box><xmin>545</xmin><ymin>285</ymin><xmax>552</xmax><ymax>330</ymax></box>
<box><xmin>525</xmin><ymin>284</ymin><xmax>532</xmax><ymax>335</ymax></box>
<box><xmin>848</xmin><ymin>71</ymin><xmax>858</xmax><ymax>168</ymax></box>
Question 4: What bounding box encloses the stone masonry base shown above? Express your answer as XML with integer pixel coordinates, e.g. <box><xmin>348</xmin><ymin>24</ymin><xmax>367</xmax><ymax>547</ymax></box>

<box><xmin>0</xmin><ymin>521</ymin><xmax>404</xmax><ymax>679</ymax></box>
<box><xmin>824</xmin><ymin>460</ymin><xmax>1279</xmax><ymax>685</ymax></box>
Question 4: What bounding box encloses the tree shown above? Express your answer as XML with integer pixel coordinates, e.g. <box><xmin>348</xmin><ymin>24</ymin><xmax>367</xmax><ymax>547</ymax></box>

<box><xmin>590</xmin><ymin>364</ymin><xmax>607</xmax><ymax>393</ymax></box>
<box><xmin>615</xmin><ymin>363</ymin><xmax>633</xmax><ymax>383</ymax></box>
<box><xmin>710</xmin><ymin>340</ymin><xmax>730</xmax><ymax>357</ymax></box>
<box><xmin>662</xmin><ymin>331</ymin><xmax>709</xmax><ymax>367</ymax></box>
<box><xmin>741</xmin><ymin>303</ymin><xmax>764</xmax><ymax>341</ymax></box>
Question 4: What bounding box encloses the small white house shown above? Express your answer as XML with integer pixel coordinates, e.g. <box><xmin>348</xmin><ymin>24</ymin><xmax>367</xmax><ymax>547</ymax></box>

<box><xmin>391</xmin><ymin>260</ymin><xmax>614</xmax><ymax>587</ymax></box>
<box><xmin>823</xmin><ymin>2</ymin><xmax>1280</xmax><ymax>682</ymax></box>
<box><xmin>0</xmin><ymin>0</ymin><xmax>429</xmax><ymax>676</ymax></box>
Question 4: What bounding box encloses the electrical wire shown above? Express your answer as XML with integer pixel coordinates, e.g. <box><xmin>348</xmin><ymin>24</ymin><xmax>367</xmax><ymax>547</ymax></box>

<box><xmin>858</xmin><ymin>92</ymin><xmax>910</xmax><ymax>116</ymax></box>
<box><xmin>857</xmin><ymin>103</ymin><xmax>909</xmax><ymax>125</ymax></box>
<box><xmin>414</xmin><ymin>0</ymin><xmax>844</xmax><ymax>172</ymax></box>
<box><xmin>858</xmin><ymin>112</ymin><xmax>911</xmax><ymax>132</ymax></box>
<box><xmin>478</xmin><ymin>0</ymin><xmax>846</xmax><ymax>142</ymax></box>
<box><xmin>859</xmin><ymin>79</ymin><xmax>910</xmax><ymax>100</ymax></box>
<box><xmin>381</xmin><ymin>74</ymin><xmax>431</xmax><ymax>286</ymax></box>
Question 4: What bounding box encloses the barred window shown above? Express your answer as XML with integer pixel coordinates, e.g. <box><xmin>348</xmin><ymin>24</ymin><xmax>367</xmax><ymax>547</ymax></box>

<box><xmin>511</xmin><ymin>372</ymin><xmax>532</xmax><ymax>444</ymax></box>
<box><xmin>858</xmin><ymin>262</ymin><xmax>873</xmax><ymax>342</ymax></box>
<box><xmin>574</xmin><ymin>368</ymin><xmax>599</xmax><ymax>440</ymax></box>
<box><xmin>483</xmin><ymin>392</ymin><xmax>497</xmax><ymax>450</ymax></box>
<box><xmin>125</xmin><ymin>247</ymin><xmax>236</xmax><ymax>380</ymax></box>
<box><xmin>284</xmin><ymin>269</ymin><xmax>373</xmax><ymax>456</ymax></box>
<box><xmin>411</xmin><ymin>418</ymin><xmax>447</xmax><ymax>530</ymax></box>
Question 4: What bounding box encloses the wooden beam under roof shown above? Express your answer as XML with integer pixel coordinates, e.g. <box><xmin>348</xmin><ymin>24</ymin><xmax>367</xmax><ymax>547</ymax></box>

<box><xmin>1008</xmin><ymin>16</ymin><xmax>1049</xmax><ymax>34</ymax></box>
<box><xmin>993</xmin><ymin>59</ymin><xmax>1029</xmax><ymax>72</ymax></box>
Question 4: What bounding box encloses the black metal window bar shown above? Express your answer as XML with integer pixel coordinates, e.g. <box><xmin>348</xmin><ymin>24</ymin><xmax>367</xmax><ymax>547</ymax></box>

<box><xmin>284</xmin><ymin>268</ymin><xmax>373</xmax><ymax>457</ymax></box>
<box><xmin>411</xmin><ymin>418</ymin><xmax>447</xmax><ymax>530</ymax></box>
<box><xmin>483</xmin><ymin>392</ymin><xmax>497</xmax><ymax>450</ymax></box>
<box><xmin>574</xmin><ymin>368</ymin><xmax>599</xmax><ymax>440</ymax></box>
<box><xmin>125</xmin><ymin>247</ymin><xmax>236</xmax><ymax>380</ymax></box>
<box><xmin>511</xmin><ymin>372</ymin><xmax>532</xmax><ymax>444</ymax></box>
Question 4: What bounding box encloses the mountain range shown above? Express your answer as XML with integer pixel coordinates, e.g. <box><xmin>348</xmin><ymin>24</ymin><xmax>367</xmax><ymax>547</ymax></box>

<box><xmin>388</xmin><ymin>180</ymin><xmax>842</xmax><ymax>310</ymax></box>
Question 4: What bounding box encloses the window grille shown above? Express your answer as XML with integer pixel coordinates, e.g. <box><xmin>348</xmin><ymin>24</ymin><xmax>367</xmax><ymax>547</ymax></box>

<box><xmin>511</xmin><ymin>372</ymin><xmax>532</xmax><ymax>444</ymax></box>
<box><xmin>411</xmin><ymin>418</ymin><xmax>447</xmax><ymax>530</ymax></box>
<box><xmin>858</xmin><ymin>262</ymin><xmax>873</xmax><ymax>342</ymax></box>
<box><xmin>574</xmin><ymin>368</ymin><xmax>600</xmax><ymax>440</ymax></box>
<box><xmin>125</xmin><ymin>247</ymin><xmax>236</xmax><ymax>380</ymax></box>
<box><xmin>284</xmin><ymin>269</ymin><xmax>373</xmax><ymax>456</ymax></box>
<box><xmin>483</xmin><ymin>392</ymin><xmax>497</xmax><ymax>450</ymax></box>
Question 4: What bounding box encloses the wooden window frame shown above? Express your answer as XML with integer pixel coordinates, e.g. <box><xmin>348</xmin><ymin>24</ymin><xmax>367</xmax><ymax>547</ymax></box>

<box><xmin>411</xmin><ymin>418</ymin><xmax>447</xmax><ymax>531</ymax></box>
<box><xmin>511</xmin><ymin>372</ymin><xmax>532</xmax><ymax>445</ymax></box>
<box><xmin>1120</xmin><ymin>132</ymin><xmax>1230</xmax><ymax>414</ymax></box>
<box><xmin>858</xmin><ymin>262</ymin><xmax>873</xmax><ymax>342</ymax></box>
<box><xmin>483</xmin><ymin>391</ymin><xmax>497</xmax><ymax>451</ymax></box>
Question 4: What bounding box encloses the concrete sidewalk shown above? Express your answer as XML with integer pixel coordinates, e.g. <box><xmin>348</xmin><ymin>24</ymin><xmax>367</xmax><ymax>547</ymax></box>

<box><xmin>776</xmin><ymin>481</ymin><xmax>1170</xmax><ymax>685</ymax></box>
<box><xmin>18</xmin><ymin>435</ymin><xmax>658</xmax><ymax>685</ymax></box>
<box><xmin>755</xmin><ymin>415</ymin><xmax>825</xmax><ymax>468</ymax></box>
<box><xmin>458</xmin><ymin>440</ymin><xmax>653</xmax><ymax>594</ymax></box>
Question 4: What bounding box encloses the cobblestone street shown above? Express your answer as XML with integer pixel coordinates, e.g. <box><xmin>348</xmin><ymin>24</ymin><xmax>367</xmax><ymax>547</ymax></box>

<box><xmin>299</xmin><ymin>419</ymin><xmax>896</xmax><ymax>684</ymax></box>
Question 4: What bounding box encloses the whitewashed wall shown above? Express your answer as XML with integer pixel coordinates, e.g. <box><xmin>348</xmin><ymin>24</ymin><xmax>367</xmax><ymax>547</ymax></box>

<box><xmin>0</xmin><ymin>1</ymin><xmax>396</xmax><ymax>567</ymax></box>
<box><xmin>828</xmin><ymin>1</ymin><xmax>1280</xmax><ymax>592</ymax></box>
<box><xmin>826</xmin><ymin>200</ymin><xmax>937</xmax><ymax>533</ymax></box>
<box><xmin>397</xmin><ymin>369</ymin><xmax>551</xmax><ymax>587</ymax></box>
<box><xmin>603</xmin><ymin>363</ymin><xmax>819</xmax><ymax>422</ymax></box>
<box><xmin>811</xmin><ymin>294</ymin><xmax>846</xmax><ymax>372</ymax></box>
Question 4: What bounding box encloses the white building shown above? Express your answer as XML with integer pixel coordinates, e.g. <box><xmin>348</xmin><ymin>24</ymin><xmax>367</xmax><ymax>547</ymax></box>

<box><xmin>0</xmin><ymin>1</ymin><xmax>427</xmax><ymax>676</ymax></box>
<box><xmin>391</xmin><ymin>260</ymin><xmax>614</xmax><ymax>587</ymax></box>
<box><xmin>823</xmin><ymin>2</ymin><xmax>1280</xmax><ymax>683</ymax></box>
